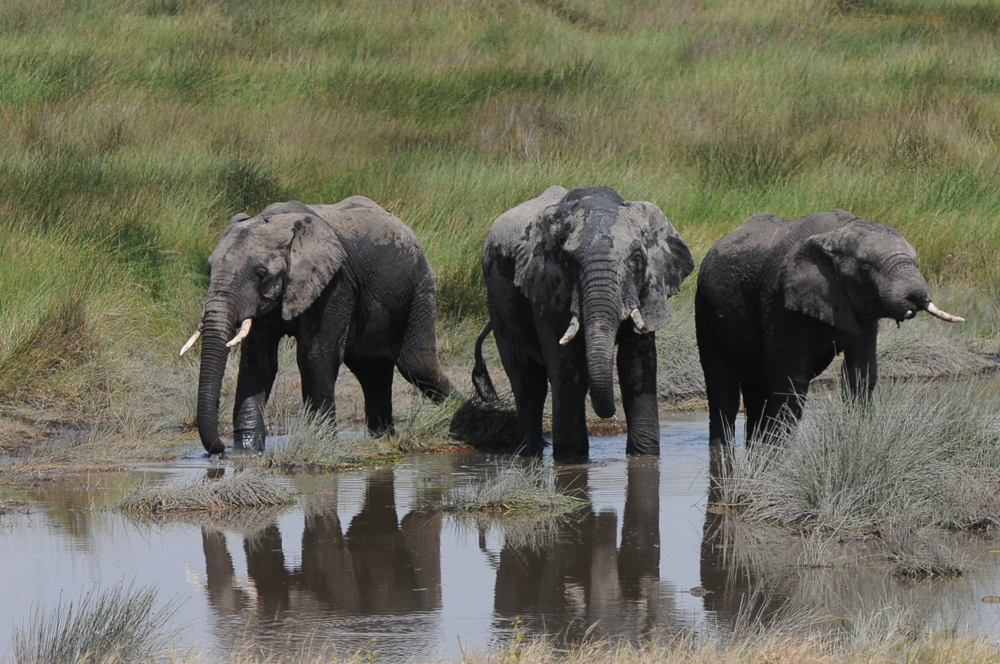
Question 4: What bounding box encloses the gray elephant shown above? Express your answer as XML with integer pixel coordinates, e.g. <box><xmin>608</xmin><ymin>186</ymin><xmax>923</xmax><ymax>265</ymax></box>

<box><xmin>695</xmin><ymin>208</ymin><xmax>964</xmax><ymax>449</ymax></box>
<box><xmin>474</xmin><ymin>186</ymin><xmax>694</xmax><ymax>462</ymax></box>
<box><xmin>182</xmin><ymin>197</ymin><xmax>455</xmax><ymax>455</ymax></box>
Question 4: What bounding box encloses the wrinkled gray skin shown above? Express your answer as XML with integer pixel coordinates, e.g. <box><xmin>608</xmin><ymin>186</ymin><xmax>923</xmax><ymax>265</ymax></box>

<box><xmin>696</xmin><ymin>208</ymin><xmax>954</xmax><ymax>449</ymax></box>
<box><xmin>196</xmin><ymin>197</ymin><xmax>454</xmax><ymax>455</ymax></box>
<box><xmin>475</xmin><ymin>186</ymin><xmax>694</xmax><ymax>462</ymax></box>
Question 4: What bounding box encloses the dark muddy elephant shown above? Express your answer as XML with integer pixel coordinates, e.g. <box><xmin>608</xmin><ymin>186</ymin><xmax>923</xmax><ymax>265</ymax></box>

<box><xmin>183</xmin><ymin>197</ymin><xmax>455</xmax><ymax>455</ymax></box>
<box><xmin>474</xmin><ymin>186</ymin><xmax>694</xmax><ymax>461</ymax></box>
<box><xmin>695</xmin><ymin>208</ymin><xmax>964</xmax><ymax>448</ymax></box>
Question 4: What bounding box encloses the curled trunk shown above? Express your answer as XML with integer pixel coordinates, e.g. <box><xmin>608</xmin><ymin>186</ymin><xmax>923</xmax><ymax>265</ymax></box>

<box><xmin>197</xmin><ymin>311</ymin><xmax>235</xmax><ymax>455</ymax></box>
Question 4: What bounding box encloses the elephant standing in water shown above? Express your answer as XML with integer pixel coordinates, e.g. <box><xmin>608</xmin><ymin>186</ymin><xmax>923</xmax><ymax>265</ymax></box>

<box><xmin>695</xmin><ymin>209</ymin><xmax>964</xmax><ymax>449</ymax></box>
<box><xmin>475</xmin><ymin>186</ymin><xmax>694</xmax><ymax>462</ymax></box>
<box><xmin>183</xmin><ymin>198</ymin><xmax>455</xmax><ymax>455</ymax></box>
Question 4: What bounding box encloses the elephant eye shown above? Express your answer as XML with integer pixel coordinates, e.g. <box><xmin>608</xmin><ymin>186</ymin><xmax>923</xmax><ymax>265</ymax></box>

<box><xmin>255</xmin><ymin>266</ymin><xmax>270</xmax><ymax>281</ymax></box>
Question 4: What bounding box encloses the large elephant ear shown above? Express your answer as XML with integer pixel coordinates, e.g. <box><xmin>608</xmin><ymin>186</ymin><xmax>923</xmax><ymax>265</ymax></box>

<box><xmin>628</xmin><ymin>201</ymin><xmax>695</xmax><ymax>332</ymax></box>
<box><xmin>513</xmin><ymin>207</ymin><xmax>573</xmax><ymax>316</ymax></box>
<box><xmin>282</xmin><ymin>214</ymin><xmax>347</xmax><ymax>320</ymax></box>
<box><xmin>782</xmin><ymin>233</ymin><xmax>861</xmax><ymax>335</ymax></box>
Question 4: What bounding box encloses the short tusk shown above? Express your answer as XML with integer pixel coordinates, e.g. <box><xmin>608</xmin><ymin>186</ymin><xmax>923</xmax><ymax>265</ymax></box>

<box><xmin>226</xmin><ymin>319</ymin><xmax>253</xmax><ymax>347</ymax></box>
<box><xmin>924</xmin><ymin>302</ymin><xmax>965</xmax><ymax>324</ymax></box>
<box><xmin>179</xmin><ymin>324</ymin><xmax>203</xmax><ymax>356</ymax></box>
<box><xmin>630</xmin><ymin>308</ymin><xmax>647</xmax><ymax>333</ymax></box>
<box><xmin>559</xmin><ymin>316</ymin><xmax>580</xmax><ymax>345</ymax></box>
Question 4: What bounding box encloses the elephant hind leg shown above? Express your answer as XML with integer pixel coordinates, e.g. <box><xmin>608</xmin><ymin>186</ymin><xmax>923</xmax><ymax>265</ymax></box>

<box><xmin>346</xmin><ymin>357</ymin><xmax>397</xmax><ymax>437</ymax></box>
<box><xmin>699</xmin><ymin>340</ymin><xmax>741</xmax><ymax>449</ymax></box>
<box><xmin>396</xmin><ymin>283</ymin><xmax>456</xmax><ymax>402</ymax></box>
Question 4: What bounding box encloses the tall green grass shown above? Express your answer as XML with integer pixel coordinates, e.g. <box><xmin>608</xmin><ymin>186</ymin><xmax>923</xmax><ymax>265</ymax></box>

<box><xmin>1</xmin><ymin>0</ymin><xmax>998</xmax><ymax>407</ymax></box>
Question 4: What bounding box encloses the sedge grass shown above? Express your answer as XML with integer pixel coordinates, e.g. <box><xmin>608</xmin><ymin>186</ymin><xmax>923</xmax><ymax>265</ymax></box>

<box><xmin>120</xmin><ymin>468</ymin><xmax>293</xmax><ymax>513</ymax></box>
<box><xmin>432</xmin><ymin>459</ymin><xmax>587</xmax><ymax>515</ymax></box>
<box><xmin>9</xmin><ymin>581</ymin><xmax>181</xmax><ymax>664</ymax></box>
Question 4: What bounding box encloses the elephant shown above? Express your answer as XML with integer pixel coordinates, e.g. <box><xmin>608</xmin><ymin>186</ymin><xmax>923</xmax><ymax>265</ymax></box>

<box><xmin>695</xmin><ymin>208</ymin><xmax>965</xmax><ymax>449</ymax></box>
<box><xmin>473</xmin><ymin>186</ymin><xmax>694</xmax><ymax>462</ymax></box>
<box><xmin>182</xmin><ymin>197</ymin><xmax>455</xmax><ymax>455</ymax></box>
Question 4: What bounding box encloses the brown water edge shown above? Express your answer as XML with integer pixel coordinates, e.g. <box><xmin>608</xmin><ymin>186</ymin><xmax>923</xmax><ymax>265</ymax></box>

<box><xmin>3</xmin><ymin>415</ymin><xmax>1000</xmax><ymax>662</ymax></box>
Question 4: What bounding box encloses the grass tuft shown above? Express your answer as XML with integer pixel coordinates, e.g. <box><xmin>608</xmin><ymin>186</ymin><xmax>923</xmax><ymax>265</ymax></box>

<box><xmin>9</xmin><ymin>581</ymin><xmax>180</xmax><ymax>664</ymax></box>
<box><xmin>433</xmin><ymin>460</ymin><xmax>586</xmax><ymax>515</ymax></box>
<box><xmin>120</xmin><ymin>468</ymin><xmax>294</xmax><ymax>513</ymax></box>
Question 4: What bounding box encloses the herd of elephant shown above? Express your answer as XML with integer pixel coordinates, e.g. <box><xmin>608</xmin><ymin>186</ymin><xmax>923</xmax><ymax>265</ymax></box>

<box><xmin>182</xmin><ymin>186</ymin><xmax>965</xmax><ymax>462</ymax></box>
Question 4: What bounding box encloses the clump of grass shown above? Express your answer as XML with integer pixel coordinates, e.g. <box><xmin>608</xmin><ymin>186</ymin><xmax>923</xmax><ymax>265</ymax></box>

<box><xmin>265</xmin><ymin>408</ymin><xmax>397</xmax><ymax>472</ymax></box>
<box><xmin>9</xmin><ymin>581</ymin><xmax>180</xmax><ymax>664</ymax></box>
<box><xmin>720</xmin><ymin>380</ymin><xmax>1000</xmax><ymax>575</ymax></box>
<box><xmin>655</xmin><ymin>295</ymin><xmax>705</xmax><ymax>402</ymax></box>
<box><xmin>448</xmin><ymin>398</ymin><xmax>520</xmax><ymax>450</ymax></box>
<box><xmin>433</xmin><ymin>460</ymin><xmax>586</xmax><ymax>515</ymax></box>
<box><xmin>120</xmin><ymin>469</ymin><xmax>293</xmax><ymax>513</ymax></box>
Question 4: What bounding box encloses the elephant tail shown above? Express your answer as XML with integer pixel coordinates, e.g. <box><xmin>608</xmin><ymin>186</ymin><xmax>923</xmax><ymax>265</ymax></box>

<box><xmin>472</xmin><ymin>321</ymin><xmax>499</xmax><ymax>402</ymax></box>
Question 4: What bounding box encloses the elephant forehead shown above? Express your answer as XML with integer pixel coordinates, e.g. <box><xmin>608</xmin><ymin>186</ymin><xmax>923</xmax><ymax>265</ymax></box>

<box><xmin>839</xmin><ymin>221</ymin><xmax>916</xmax><ymax>261</ymax></box>
<box><xmin>210</xmin><ymin>218</ymin><xmax>295</xmax><ymax>264</ymax></box>
<box><xmin>559</xmin><ymin>204</ymin><xmax>634</xmax><ymax>252</ymax></box>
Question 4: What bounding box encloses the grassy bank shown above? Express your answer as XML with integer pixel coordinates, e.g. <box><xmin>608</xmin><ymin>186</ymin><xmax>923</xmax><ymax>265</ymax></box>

<box><xmin>1</xmin><ymin>0</ymin><xmax>998</xmax><ymax>427</ymax></box>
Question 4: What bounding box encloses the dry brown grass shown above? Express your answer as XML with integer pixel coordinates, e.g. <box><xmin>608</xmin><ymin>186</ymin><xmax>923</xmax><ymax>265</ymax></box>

<box><xmin>120</xmin><ymin>469</ymin><xmax>294</xmax><ymax>514</ymax></box>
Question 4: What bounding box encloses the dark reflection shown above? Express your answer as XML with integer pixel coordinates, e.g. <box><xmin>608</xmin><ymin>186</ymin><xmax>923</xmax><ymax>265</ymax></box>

<box><xmin>699</xmin><ymin>448</ymin><xmax>785</xmax><ymax>624</ymax></box>
<box><xmin>200</xmin><ymin>469</ymin><xmax>441</xmax><ymax>644</ymax></box>
<box><xmin>493</xmin><ymin>459</ymin><xmax>674</xmax><ymax>641</ymax></box>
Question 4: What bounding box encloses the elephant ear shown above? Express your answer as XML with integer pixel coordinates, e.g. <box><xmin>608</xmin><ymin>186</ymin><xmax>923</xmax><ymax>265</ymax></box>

<box><xmin>782</xmin><ymin>233</ymin><xmax>861</xmax><ymax>335</ymax></box>
<box><xmin>628</xmin><ymin>201</ymin><xmax>695</xmax><ymax>332</ymax></box>
<box><xmin>513</xmin><ymin>206</ymin><xmax>573</xmax><ymax>318</ymax></box>
<box><xmin>282</xmin><ymin>214</ymin><xmax>348</xmax><ymax>321</ymax></box>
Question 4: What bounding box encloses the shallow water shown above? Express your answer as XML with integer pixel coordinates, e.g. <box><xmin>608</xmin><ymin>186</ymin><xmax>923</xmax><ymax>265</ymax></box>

<box><xmin>4</xmin><ymin>414</ymin><xmax>1000</xmax><ymax>661</ymax></box>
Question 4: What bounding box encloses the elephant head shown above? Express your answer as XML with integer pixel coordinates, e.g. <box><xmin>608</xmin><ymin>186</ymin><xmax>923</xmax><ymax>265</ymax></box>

<box><xmin>183</xmin><ymin>202</ymin><xmax>346</xmax><ymax>454</ymax></box>
<box><xmin>513</xmin><ymin>187</ymin><xmax>694</xmax><ymax>418</ymax></box>
<box><xmin>782</xmin><ymin>210</ymin><xmax>963</xmax><ymax>333</ymax></box>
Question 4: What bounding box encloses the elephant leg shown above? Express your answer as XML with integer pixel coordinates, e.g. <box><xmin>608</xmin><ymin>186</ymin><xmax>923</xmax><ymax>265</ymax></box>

<box><xmin>396</xmin><ymin>277</ymin><xmax>456</xmax><ymax>401</ymax></box>
<box><xmin>232</xmin><ymin>327</ymin><xmax>282</xmax><ymax>452</ymax></box>
<box><xmin>346</xmin><ymin>357</ymin><xmax>397</xmax><ymax>437</ymax></box>
<box><xmin>548</xmin><ymin>358</ymin><xmax>590</xmax><ymax>463</ymax></box>
<box><xmin>761</xmin><ymin>378</ymin><xmax>810</xmax><ymax>443</ymax></box>
<box><xmin>617</xmin><ymin>329</ymin><xmax>659</xmax><ymax>456</ymax></box>
<box><xmin>699</xmin><ymin>338</ymin><xmax>741</xmax><ymax>449</ymax></box>
<box><xmin>296</xmin><ymin>334</ymin><xmax>342</xmax><ymax>422</ymax></box>
<box><xmin>839</xmin><ymin>322</ymin><xmax>878</xmax><ymax>403</ymax></box>
<box><xmin>509</xmin><ymin>359</ymin><xmax>549</xmax><ymax>457</ymax></box>
<box><xmin>741</xmin><ymin>382</ymin><xmax>767</xmax><ymax>447</ymax></box>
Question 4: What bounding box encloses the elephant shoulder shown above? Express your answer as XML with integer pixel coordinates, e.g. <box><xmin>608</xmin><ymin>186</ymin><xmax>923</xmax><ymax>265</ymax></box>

<box><xmin>259</xmin><ymin>200</ymin><xmax>318</xmax><ymax>218</ymax></box>
<box><xmin>739</xmin><ymin>212</ymin><xmax>786</xmax><ymax>229</ymax></box>
<box><xmin>487</xmin><ymin>186</ymin><xmax>569</xmax><ymax>248</ymax></box>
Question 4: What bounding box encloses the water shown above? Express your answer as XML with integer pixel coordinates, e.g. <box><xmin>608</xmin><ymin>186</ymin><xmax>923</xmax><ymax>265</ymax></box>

<box><xmin>3</xmin><ymin>414</ymin><xmax>1000</xmax><ymax>661</ymax></box>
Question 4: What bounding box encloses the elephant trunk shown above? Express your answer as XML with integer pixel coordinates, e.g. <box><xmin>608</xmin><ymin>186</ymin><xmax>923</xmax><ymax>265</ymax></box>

<box><xmin>197</xmin><ymin>305</ymin><xmax>236</xmax><ymax>455</ymax></box>
<box><xmin>581</xmin><ymin>261</ymin><xmax>619</xmax><ymax>419</ymax></box>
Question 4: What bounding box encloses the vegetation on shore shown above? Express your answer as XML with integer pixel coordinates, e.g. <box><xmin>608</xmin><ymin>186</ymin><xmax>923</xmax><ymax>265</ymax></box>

<box><xmin>0</xmin><ymin>0</ymin><xmax>997</xmax><ymax>435</ymax></box>
<box><xmin>120</xmin><ymin>467</ymin><xmax>294</xmax><ymax>513</ymax></box>
<box><xmin>716</xmin><ymin>380</ymin><xmax>1000</xmax><ymax>576</ymax></box>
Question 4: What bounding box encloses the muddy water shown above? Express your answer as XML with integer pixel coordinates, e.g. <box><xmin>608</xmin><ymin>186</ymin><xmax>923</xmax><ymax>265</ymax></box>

<box><xmin>4</xmin><ymin>415</ymin><xmax>1000</xmax><ymax>661</ymax></box>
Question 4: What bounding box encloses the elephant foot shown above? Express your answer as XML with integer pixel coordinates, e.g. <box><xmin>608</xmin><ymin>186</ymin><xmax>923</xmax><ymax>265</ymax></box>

<box><xmin>625</xmin><ymin>437</ymin><xmax>660</xmax><ymax>456</ymax></box>
<box><xmin>233</xmin><ymin>428</ymin><xmax>265</xmax><ymax>453</ymax></box>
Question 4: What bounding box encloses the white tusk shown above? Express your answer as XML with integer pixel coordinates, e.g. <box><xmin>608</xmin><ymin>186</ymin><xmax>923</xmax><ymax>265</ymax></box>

<box><xmin>179</xmin><ymin>324</ymin><xmax>203</xmax><ymax>356</ymax></box>
<box><xmin>559</xmin><ymin>316</ymin><xmax>580</xmax><ymax>345</ymax></box>
<box><xmin>226</xmin><ymin>319</ymin><xmax>253</xmax><ymax>347</ymax></box>
<box><xmin>630</xmin><ymin>308</ymin><xmax>647</xmax><ymax>333</ymax></box>
<box><xmin>925</xmin><ymin>302</ymin><xmax>965</xmax><ymax>324</ymax></box>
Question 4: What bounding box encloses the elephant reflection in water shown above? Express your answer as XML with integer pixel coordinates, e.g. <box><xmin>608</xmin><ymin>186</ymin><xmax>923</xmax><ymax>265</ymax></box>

<box><xmin>698</xmin><ymin>454</ymin><xmax>786</xmax><ymax>623</ymax></box>
<box><xmin>199</xmin><ymin>469</ymin><xmax>441</xmax><ymax>636</ymax></box>
<box><xmin>493</xmin><ymin>460</ymin><xmax>674</xmax><ymax>639</ymax></box>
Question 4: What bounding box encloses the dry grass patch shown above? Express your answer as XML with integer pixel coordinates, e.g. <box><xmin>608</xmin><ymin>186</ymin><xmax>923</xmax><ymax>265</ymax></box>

<box><xmin>120</xmin><ymin>469</ymin><xmax>293</xmax><ymax>514</ymax></box>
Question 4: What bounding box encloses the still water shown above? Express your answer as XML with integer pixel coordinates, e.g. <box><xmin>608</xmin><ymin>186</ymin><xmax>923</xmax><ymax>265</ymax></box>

<box><xmin>4</xmin><ymin>415</ymin><xmax>1000</xmax><ymax>661</ymax></box>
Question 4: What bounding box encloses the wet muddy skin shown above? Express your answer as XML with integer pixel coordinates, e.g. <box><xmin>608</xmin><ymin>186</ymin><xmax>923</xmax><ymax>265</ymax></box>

<box><xmin>4</xmin><ymin>414</ymin><xmax>1000</xmax><ymax>661</ymax></box>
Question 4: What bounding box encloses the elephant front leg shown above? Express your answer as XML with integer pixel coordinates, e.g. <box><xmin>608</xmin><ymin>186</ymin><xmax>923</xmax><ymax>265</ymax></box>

<box><xmin>548</xmin><ymin>347</ymin><xmax>590</xmax><ymax>463</ymax></box>
<box><xmin>839</xmin><ymin>322</ymin><xmax>878</xmax><ymax>403</ymax></box>
<box><xmin>617</xmin><ymin>329</ymin><xmax>659</xmax><ymax>455</ymax></box>
<box><xmin>232</xmin><ymin>328</ymin><xmax>281</xmax><ymax>452</ymax></box>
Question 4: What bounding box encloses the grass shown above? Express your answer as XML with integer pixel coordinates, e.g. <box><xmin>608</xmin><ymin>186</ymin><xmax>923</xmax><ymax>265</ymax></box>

<box><xmin>9</xmin><ymin>581</ymin><xmax>180</xmax><ymax>664</ymax></box>
<box><xmin>1</xmin><ymin>0</ymin><xmax>999</xmax><ymax>431</ymax></box>
<box><xmin>120</xmin><ymin>468</ymin><xmax>294</xmax><ymax>513</ymax></box>
<box><xmin>432</xmin><ymin>459</ymin><xmax>587</xmax><ymax>514</ymax></box>
<box><xmin>717</xmin><ymin>379</ymin><xmax>1000</xmax><ymax>576</ymax></box>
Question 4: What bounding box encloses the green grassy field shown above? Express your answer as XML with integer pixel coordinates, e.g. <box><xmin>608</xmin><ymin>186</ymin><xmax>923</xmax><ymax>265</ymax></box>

<box><xmin>1</xmin><ymin>0</ymin><xmax>998</xmax><ymax>413</ymax></box>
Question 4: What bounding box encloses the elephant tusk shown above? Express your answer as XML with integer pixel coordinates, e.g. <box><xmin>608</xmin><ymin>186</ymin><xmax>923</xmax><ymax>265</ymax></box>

<box><xmin>226</xmin><ymin>319</ymin><xmax>253</xmax><ymax>347</ymax></box>
<box><xmin>630</xmin><ymin>308</ymin><xmax>648</xmax><ymax>333</ymax></box>
<box><xmin>179</xmin><ymin>324</ymin><xmax>203</xmax><ymax>356</ymax></box>
<box><xmin>924</xmin><ymin>302</ymin><xmax>965</xmax><ymax>324</ymax></box>
<box><xmin>559</xmin><ymin>316</ymin><xmax>580</xmax><ymax>345</ymax></box>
